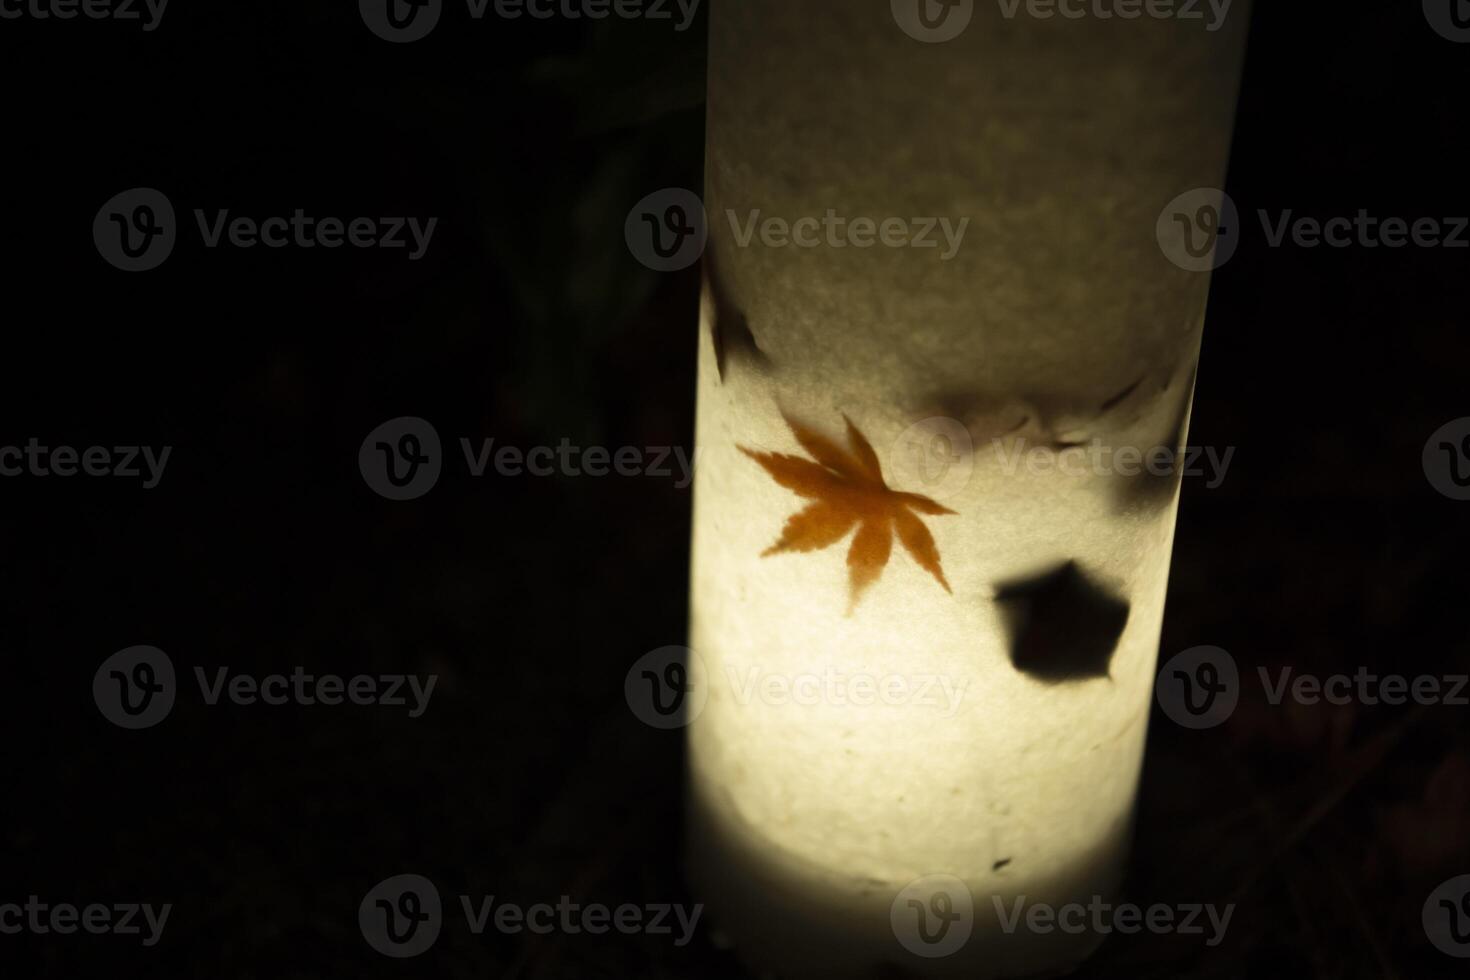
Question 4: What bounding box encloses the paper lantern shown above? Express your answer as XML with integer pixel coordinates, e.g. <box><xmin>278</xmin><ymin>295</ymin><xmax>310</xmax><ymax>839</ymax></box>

<box><xmin>685</xmin><ymin>2</ymin><xmax>1250</xmax><ymax>976</ymax></box>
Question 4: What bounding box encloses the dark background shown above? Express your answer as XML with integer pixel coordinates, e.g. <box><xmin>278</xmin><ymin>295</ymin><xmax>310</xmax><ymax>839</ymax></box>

<box><xmin>2</xmin><ymin>2</ymin><xmax>1468</xmax><ymax>977</ymax></box>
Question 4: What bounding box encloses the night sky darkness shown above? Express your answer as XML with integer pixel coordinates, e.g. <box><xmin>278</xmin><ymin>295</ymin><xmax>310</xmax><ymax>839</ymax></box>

<box><xmin>2</xmin><ymin>2</ymin><xmax>1469</xmax><ymax>977</ymax></box>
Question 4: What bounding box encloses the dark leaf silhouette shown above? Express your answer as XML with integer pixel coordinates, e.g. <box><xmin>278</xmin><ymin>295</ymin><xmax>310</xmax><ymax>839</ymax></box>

<box><xmin>922</xmin><ymin>368</ymin><xmax>1172</xmax><ymax>454</ymax></box>
<box><xmin>1100</xmin><ymin>376</ymin><xmax>1144</xmax><ymax>412</ymax></box>
<box><xmin>704</xmin><ymin>246</ymin><xmax>770</xmax><ymax>382</ymax></box>
<box><xmin>1112</xmin><ymin>361</ymin><xmax>1199</xmax><ymax>513</ymax></box>
<box><xmin>742</xmin><ymin>411</ymin><xmax>956</xmax><ymax>612</ymax></box>
<box><xmin>994</xmin><ymin>561</ymin><xmax>1130</xmax><ymax>683</ymax></box>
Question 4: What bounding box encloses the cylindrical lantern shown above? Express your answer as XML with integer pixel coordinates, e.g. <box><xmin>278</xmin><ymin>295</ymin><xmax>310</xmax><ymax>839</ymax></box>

<box><xmin>685</xmin><ymin>3</ymin><xmax>1250</xmax><ymax>977</ymax></box>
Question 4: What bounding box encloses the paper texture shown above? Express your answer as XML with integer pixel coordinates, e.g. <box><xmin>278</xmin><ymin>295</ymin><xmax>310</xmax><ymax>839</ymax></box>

<box><xmin>687</xmin><ymin>3</ymin><xmax>1249</xmax><ymax>975</ymax></box>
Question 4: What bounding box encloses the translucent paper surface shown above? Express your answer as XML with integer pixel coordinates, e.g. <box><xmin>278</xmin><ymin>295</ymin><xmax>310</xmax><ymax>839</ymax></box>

<box><xmin>686</xmin><ymin>3</ymin><xmax>1249</xmax><ymax>975</ymax></box>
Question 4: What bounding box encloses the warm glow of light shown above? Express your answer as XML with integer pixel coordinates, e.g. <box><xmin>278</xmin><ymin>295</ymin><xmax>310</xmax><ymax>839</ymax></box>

<box><xmin>686</xmin><ymin>3</ymin><xmax>1249</xmax><ymax>976</ymax></box>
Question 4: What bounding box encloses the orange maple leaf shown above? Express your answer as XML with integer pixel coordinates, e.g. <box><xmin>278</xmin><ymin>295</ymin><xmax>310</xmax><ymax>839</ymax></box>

<box><xmin>741</xmin><ymin>412</ymin><xmax>957</xmax><ymax>611</ymax></box>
